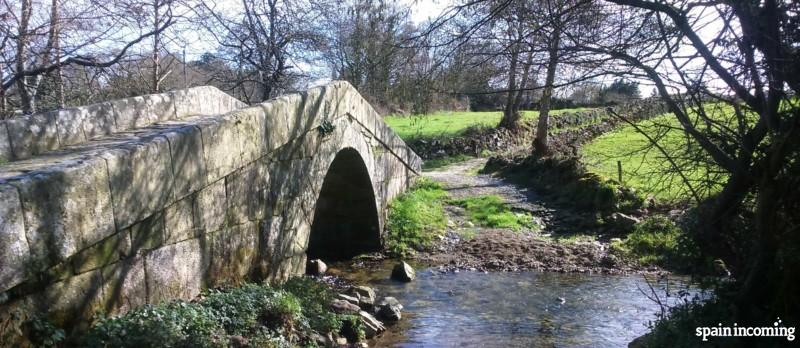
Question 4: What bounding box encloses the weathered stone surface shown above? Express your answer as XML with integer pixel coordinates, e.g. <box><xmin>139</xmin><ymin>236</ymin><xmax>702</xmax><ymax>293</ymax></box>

<box><xmin>337</xmin><ymin>293</ymin><xmax>359</xmax><ymax>306</ymax></box>
<box><xmin>100</xmin><ymin>257</ymin><xmax>147</xmax><ymax>314</ymax></box>
<box><xmin>104</xmin><ymin>136</ymin><xmax>175</xmax><ymax>230</ymax></box>
<box><xmin>207</xmin><ymin>222</ymin><xmax>258</xmax><ymax>287</ymax></box>
<box><xmin>172</xmin><ymin>86</ymin><xmax>245</xmax><ymax>117</ymax></box>
<box><xmin>71</xmin><ymin>232</ymin><xmax>131</xmax><ymax>274</ymax></box>
<box><xmin>198</xmin><ymin>117</ymin><xmax>242</xmax><ymax>183</ymax></box>
<box><xmin>377</xmin><ymin>297</ymin><xmax>403</xmax><ymax>321</ymax></box>
<box><xmin>12</xmin><ymin>157</ymin><xmax>115</xmax><ymax>266</ymax></box>
<box><xmin>112</xmin><ymin>93</ymin><xmax>175</xmax><ymax>131</ymax></box>
<box><xmin>128</xmin><ymin>212</ymin><xmax>165</xmax><ymax>252</ymax></box>
<box><xmin>0</xmin><ymin>121</ymin><xmax>11</xmax><ymax>162</ymax></box>
<box><xmin>82</xmin><ymin>102</ymin><xmax>117</xmax><ymax>139</ymax></box>
<box><xmin>226</xmin><ymin>160</ymin><xmax>269</xmax><ymax>224</ymax></box>
<box><xmin>164</xmin><ymin>125</ymin><xmax>207</xmax><ymax>199</ymax></box>
<box><xmin>349</xmin><ymin>286</ymin><xmax>376</xmax><ymax>308</ymax></box>
<box><xmin>164</xmin><ymin>197</ymin><xmax>196</xmax><ymax>244</ymax></box>
<box><xmin>231</xmin><ymin>107</ymin><xmax>268</xmax><ymax>164</ymax></box>
<box><xmin>54</xmin><ymin>108</ymin><xmax>88</xmax><ymax>146</ymax></box>
<box><xmin>145</xmin><ymin>238</ymin><xmax>208</xmax><ymax>303</ymax></box>
<box><xmin>193</xmin><ymin>180</ymin><xmax>226</xmax><ymax>233</ymax></box>
<box><xmin>0</xmin><ymin>184</ymin><xmax>29</xmax><ymax>292</ymax></box>
<box><xmin>6</xmin><ymin>112</ymin><xmax>59</xmax><ymax>159</ymax></box>
<box><xmin>391</xmin><ymin>261</ymin><xmax>415</xmax><ymax>282</ymax></box>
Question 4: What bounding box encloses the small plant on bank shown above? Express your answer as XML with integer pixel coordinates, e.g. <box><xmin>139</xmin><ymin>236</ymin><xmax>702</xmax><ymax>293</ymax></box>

<box><xmin>448</xmin><ymin>195</ymin><xmax>537</xmax><ymax>231</ymax></box>
<box><xmin>386</xmin><ymin>177</ymin><xmax>448</xmax><ymax>256</ymax></box>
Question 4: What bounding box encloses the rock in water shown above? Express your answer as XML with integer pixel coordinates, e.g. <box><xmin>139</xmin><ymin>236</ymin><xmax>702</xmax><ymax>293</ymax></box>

<box><xmin>377</xmin><ymin>296</ymin><xmax>403</xmax><ymax>321</ymax></box>
<box><xmin>306</xmin><ymin>259</ymin><xmax>327</xmax><ymax>275</ymax></box>
<box><xmin>337</xmin><ymin>293</ymin><xmax>360</xmax><ymax>306</ymax></box>
<box><xmin>349</xmin><ymin>285</ymin><xmax>376</xmax><ymax>310</ymax></box>
<box><xmin>391</xmin><ymin>261</ymin><xmax>415</xmax><ymax>282</ymax></box>
<box><xmin>358</xmin><ymin>311</ymin><xmax>386</xmax><ymax>338</ymax></box>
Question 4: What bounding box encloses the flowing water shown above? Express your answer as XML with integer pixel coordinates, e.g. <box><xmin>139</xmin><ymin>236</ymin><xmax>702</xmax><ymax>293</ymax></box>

<box><xmin>332</xmin><ymin>263</ymin><xmax>703</xmax><ymax>348</ymax></box>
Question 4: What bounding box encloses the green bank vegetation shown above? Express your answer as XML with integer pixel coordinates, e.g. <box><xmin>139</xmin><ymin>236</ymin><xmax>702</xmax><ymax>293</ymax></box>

<box><xmin>448</xmin><ymin>195</ymin><xmax>537</xmax><ymax>231</ymax></box>
<box><xmin>385</xmin><ymin>178</ymin><xmax>448</xmax><ymax>256</ymax></box>
<box><xmin>81</xmin><ymin>278</ymin><xmax>360</xmax><ymax>348</ymax></box>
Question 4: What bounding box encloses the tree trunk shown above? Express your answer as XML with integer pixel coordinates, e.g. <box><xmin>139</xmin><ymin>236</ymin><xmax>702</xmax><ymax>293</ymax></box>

<box><xmin>152</xmin><ymin>0</ymin><xmax>161</xmax><ymax>93</ymax></box>
<box><xmin>499</xmin><ymin>42</ymin><xmax>521</xmax><ymax>129</ymax></box>
<box><xmin>533</xmin><ymin>26</ymin><xmax>561</xmax><ymax>154</ymax></box>
<box><xmin>513</xmin><ymin>50</ymin><xmax>535</xmax><ymax>114</ymax></box>
<box><xmin>16</xmin><ymin>0</ymin><xmax>34</xmax><ymax>114</ymax></box>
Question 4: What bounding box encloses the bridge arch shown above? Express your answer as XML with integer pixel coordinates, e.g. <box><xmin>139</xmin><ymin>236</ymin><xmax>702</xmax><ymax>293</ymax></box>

<box><xmin>307</xmin><ymin>147</ymin><xmax>381</xmax><ymax>261</ymax></box>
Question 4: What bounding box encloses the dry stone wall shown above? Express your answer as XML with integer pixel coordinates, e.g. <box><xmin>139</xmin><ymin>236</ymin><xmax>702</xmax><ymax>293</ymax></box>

<box><xmin>0</xmin><ymin>82</ymin><xmax>420</xmax><ymax>332</ymax></box>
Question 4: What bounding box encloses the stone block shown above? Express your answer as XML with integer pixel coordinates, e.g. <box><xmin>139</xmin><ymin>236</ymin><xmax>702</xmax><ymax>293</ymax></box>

<box><xmin>172</xmin><ymin>86</ymin><xmax>245</xmax><ymax>118</ymax></box>
<box><xmin>0</xmin><ymin>184</ymin><xmax>30</xmax><ymax>292</ymax></box>
<box><xmin>100</xmin><ymin>257</ymin><xmax>147</xmax><ymax>315</ymax></box>
<box><xmin>193</xmin><ymin>180</ymin><xmax>226</xmax><ymax>233</ymax></box>
<box><xmin>111</xmin><ymin>93</ymin><xmax>175</xmax><ymax>131</ymax></box>
<box><xmin>145</xmin><ymin>238</ymin><xmax>209</xmax><ymax>304</ymax></box>
<box><xmin>35</xmin><ymin>268</ymin><xmax>104</xmax><ymax>328</ymax></box>
<box><xmin>231</xmin><ymin>107</ymin><xmax>268</xmax><ymax>164</ymax></box>
<box><xmin>164</xmin><ymin>197</ymin><xmax>196</xmax><ymax>244</ymax></box>
<box><xmin>12</xmin><ymin>157</ymin><xmax>115</xmax><ymax>267</ymax></box>
<box><xmin>6</xmin><ymin>112</ymin><xmax>59</xmax><ymax>159</ymax></box>
<box><xmin>164</xmin><ymin>125</ymin><xmax>207</xmax><ymax>199</ymax></box>
<box><xmin>197</xmin><ymin>117</ymin><xmax>242</xmax><ymax>183</ymax></box>
<box><xmin>82</xmin><ymin>102</ymin><xmax>117</xmax><ymax>139</ymax></box>
<box><xmin>54</xmin><ymin>107</ymin><xmax>88</xmax><ymax>146</ymax></box>
<box><xmin>128</xmin><ymin>212</ymin><xmax>165</xmax><ymax>252</ymax></box>
<box><xmin>206</xmin><ymin>222</ymin><xmax>257</xmax><ymax>287</ymax></box>
<box><xmin>0</xmin><ymin>121</ymin><xmax>11</xmax><ymax>162</ymax></box>
<box><xmin>103</xmin><ymin>136</ymin><xmax>175</xmax><ymax>230</ymax></box>
<box><xmin>71</xmin><ymin>231</ymin><xmax>131</xmax><ymax>274</ymax></box>
<box><xmin>226</xmin><ymin>160</ymin><xmax>269</xmax><ymax>224</ymax></box>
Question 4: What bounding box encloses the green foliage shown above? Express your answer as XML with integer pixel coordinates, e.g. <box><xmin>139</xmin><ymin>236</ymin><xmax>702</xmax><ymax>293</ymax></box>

<box><xmin>281</xmin><ymin>277</ymin><xmax>344</xmax><ymax>334</ymax></box>
<box><xmin>83</xmin><ymin>279</ymin><xmax>350</xmax><ymax>348</ymax></box>
<box><xmin>611</xmin><ymin>216</ymin><xmax>700</xmax><ymax>271</ymax></box>
<box><xmin>448</xmin><ymin>195</ymin><xmax>537</xmax><ymax>231</ymax></box>
<box><xmin>84</xmin><ymin>302</ymin><xmax>225</xmax><ymax>348</ymax></box>
<box><xmin>28</xmin><ymin>318</ymin><xmax>65</xmax><ymax>347</ymax></box>
<box><xmin>386</xmin><ymin>178</ymin><xmax>448</xmax><ymax>255</ymax></box>
<box><xmin>641</xmin><ymin>294</ymin><xmax>740</xmax><ymax>347</ymax></box>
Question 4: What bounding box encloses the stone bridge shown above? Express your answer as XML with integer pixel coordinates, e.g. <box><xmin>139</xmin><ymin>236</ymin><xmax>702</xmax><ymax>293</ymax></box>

<box><xmin>0</xmin><ymin>82</ymin><xmax>420</xmax><ymax>330</ymax></box>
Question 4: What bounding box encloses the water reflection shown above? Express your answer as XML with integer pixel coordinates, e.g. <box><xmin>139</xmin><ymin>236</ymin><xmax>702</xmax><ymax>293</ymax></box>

<box><xmin>335</xmin><ymin>264</ymin><xmax>702</xmax><ymax>347</ymax></box>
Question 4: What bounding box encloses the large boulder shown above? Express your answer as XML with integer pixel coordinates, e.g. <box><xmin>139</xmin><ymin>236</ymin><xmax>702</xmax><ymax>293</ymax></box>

<box><xmin>391</xmin><ymin>261</ymin><xmax>415</xmax><ymax>282</ymax></box>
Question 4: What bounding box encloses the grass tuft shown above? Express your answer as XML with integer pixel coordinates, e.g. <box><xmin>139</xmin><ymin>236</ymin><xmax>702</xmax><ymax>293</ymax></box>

<box><xmin>448</xmin><ymin>195</ymin><xmax>537</xmax><ymax>231</ymax></box>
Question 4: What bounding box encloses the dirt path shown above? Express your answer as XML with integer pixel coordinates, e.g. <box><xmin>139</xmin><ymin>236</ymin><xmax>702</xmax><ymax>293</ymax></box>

<box><xmin>418</xmin><ymin>158</ymin><xmax>650</xmax><ymax>274</ymax></box>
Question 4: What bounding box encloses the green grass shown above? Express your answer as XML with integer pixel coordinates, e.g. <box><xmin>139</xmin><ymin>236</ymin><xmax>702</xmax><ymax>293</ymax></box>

<box><xmin>448</xmin><ymin>195</ymin><xmax>537</xmax><ymax>231</ymax></box>
<box><xmin>386</xmin><ymin>178</ymin><xmax>449</xmax><ymax>255</ymax></box>
<box><xmin>582</xmin><ymin>113</ymin><xmax>726</xmax><ymax>202</ymax></box>
<box><xmin>385</xmin><ymin>108</ymin><xmax>592</xmax><ymax>141</ymax></box>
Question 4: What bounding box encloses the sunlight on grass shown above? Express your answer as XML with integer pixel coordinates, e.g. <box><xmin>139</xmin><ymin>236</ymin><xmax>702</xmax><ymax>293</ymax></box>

<box><xmin>385</xmin><ymin>108</ymin><xmax>592</xmax><ymax>141</ymax></box>
<box><xmin>386</xmin><ymin>178</ymin><xmax>448</xmax><ymax>255</ymax></box>
<box><xmin>582</xmin><ymin>112</ymin><xmax>727</xmax><ymax>202</ymax></box>
<box><xmin>448</xmin><ymin>195</ymin><xmax>537</xmax><ymax>231</ymax></box>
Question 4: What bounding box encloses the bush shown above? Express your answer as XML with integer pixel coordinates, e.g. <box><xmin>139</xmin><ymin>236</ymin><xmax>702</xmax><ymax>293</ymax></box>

<box><xmin>281</xmin><ymin>277</ymin><xmax>344</xmax><ymax>335</ymax></box>
<box><xmin>386</xmin><ymin>178</ymin><xmax>448</xmax><ymax>255</ymax></box>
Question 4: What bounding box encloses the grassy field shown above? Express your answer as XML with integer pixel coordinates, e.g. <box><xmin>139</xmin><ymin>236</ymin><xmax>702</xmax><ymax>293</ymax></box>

<box><xmin>385</xmin><ymin>108</ymin><xmax>592</xmax><ymax>141</ymax></box>
<box><xmin>582</xmin><ymin>113</ymin><xmax>725</xmax><ymax>202</ymax></box>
